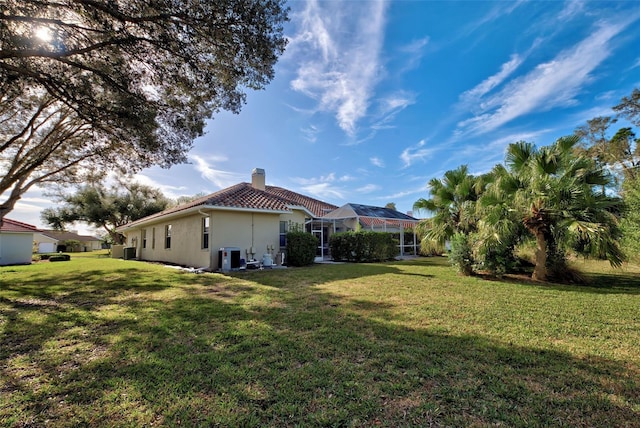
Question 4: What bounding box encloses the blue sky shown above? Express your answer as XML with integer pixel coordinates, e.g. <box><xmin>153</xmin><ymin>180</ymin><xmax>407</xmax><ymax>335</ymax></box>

<box><xmin>12</xmin><ymin>0</ymin><xmax>640</xmax><ymax>234</ymax></box>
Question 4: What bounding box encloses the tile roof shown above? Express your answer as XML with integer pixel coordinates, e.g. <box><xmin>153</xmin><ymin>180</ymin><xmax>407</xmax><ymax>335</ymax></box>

<box><xmin>264</xmin><ymin>185</ymin><xmax>338</xmax><ymax>217</ymax></box>
<box><xmin>38</xmin><ymin>230</ymin><xmax>101</xmax><ymax>242</ymax></box>
<box><xmin>122</xmin><ymin>182</ymin><xmax>339</xmax><ymax>229</ymax></box>
<box><xmin>0</xmin><ymin>218</ymin><xmax>38</xmax><ymax>233</ymax></box>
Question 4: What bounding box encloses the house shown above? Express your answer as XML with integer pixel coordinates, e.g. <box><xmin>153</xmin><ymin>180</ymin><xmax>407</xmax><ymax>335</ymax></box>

<box><xmin>117</xmin><ymin>168</ymin><xmax>420</xmax><ymax>270</ymax></box>
<box><xmin>117</xmin><ymin>168</ymin><xmax>338</xmax><ymax>270</ymax></box>
<box><xmin>0</xmin><ymin>218</ymin><xmax>38</xmax><ymax>266</ymax></box>
<box><xmin>35</xmin><ymin>230</ymin><xmax>103</xmax><ymax>253</ymax></box>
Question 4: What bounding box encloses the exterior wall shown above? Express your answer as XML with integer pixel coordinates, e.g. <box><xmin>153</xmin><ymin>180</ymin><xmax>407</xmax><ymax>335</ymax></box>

<box><xmin>122</xmin><ymin>209</ymin><xmax>308</xmax><ymax>270</ymax></box>
<box><xmin>84</xmin><ymin>240</ymin><xmax>102</xmax><ymax>251</ymax></box>
<box><xmin>38</xmin><ymin>242</ymin><xmax>56</xmax><ymax>253</ymax></box>
<box><xmin>130</xmin><ymin>214</ymin><xmax>210</xmax><ymax>269</ymax></box>
<box><xmin>0</xmin><ymin>232</ymin><xmax>33</xmax><ymax>266</ymax></box>
<box><xmin>210</xmin><ymin>211</ymin><xmax>281</xmax><ymax>269</ymax></box>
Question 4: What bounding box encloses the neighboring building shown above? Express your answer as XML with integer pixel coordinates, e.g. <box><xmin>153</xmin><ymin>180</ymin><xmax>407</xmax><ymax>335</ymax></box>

<box><xmin>117</xmin><ymin>168</ymin><xmax>420</xmax><ymax>270</ymax></box>
<box><xmin>117</xmin><ymin>168</ymin><xmax>338</xmax><ymax>270</ymax></box>
<box><xmin>0</xmin><ymin>218</ymin><xmax>38</xmax><ymax>266</ymax></box>
<box><xmin>35</xmin><ymin>230</ymin><xmax>102</xmax><ymax>253</ymax></box>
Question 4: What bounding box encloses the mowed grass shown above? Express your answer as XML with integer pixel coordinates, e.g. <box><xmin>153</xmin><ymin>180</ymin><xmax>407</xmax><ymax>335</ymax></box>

<box><xmin>1</xmin><ymin>252</ymin><xmax>639</xmax><ymax>427</ymax></box>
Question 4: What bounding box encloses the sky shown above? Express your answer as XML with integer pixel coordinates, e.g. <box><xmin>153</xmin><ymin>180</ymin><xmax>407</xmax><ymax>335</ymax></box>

<box><xmin>10</xmin><ymin>0</ymin><xmax>640</xmax><ymax>236</ymax></box>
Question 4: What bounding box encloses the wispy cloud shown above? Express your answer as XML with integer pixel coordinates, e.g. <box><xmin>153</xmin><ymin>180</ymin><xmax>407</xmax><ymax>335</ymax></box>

<box><xmin>133</xmin><ymin>174</ymin><xmax>189</xmax><ymax>200</ymax></box>
<box><xmin>287</xmin><ymin>0</ymin><xmax>388</xmax><ymax>136</ymax></box>
<box><xmin>370</xmin><ymin>157</ymin><xmax>385</xmax><ymax>168</ymax></box>
<box><xmin>300</xmin><ymin>124</ymin><xmax>319</xmax><ymax>143</ymax></box>
<box><xmin>456</xmin><ymin>18</ymin><xmax>637</xmax><ymax>137</ymax></box>
<box><xmin>557</xmin><ymin>0</ymin><xmax>585</xmax><ymax>22</ymax></box>
<box><xmin>460</xmin><ymin>54</ymin><xmax>523</xmax><ymax>104</ymax></box>
<box><xmin>301</xmin><ymin>182</ymin><xmax>345</xmax><ymax>200</ymax></box>
<box><xmin>356</xmin><ymin>184</ymin><xmax>380</xmax><ymax>193</ymax></box>
<box><xmin>291</xmin><ymin>172</ymin><xmax>350</xmax><ymax>200</ymax></box>
<box><xmin>400</xmin><ymin>140</ymin><xmax>437</xmax><ymax>168</ymax></box>
<box><xmin>398</xmin><ymin>37</ymin><xmax>429</xmax><ymax>71</ymax></box>
<box><xmin>190</xmin><ymin>155</ymin><xmax>243</xmax><ymax>189</ymax></box>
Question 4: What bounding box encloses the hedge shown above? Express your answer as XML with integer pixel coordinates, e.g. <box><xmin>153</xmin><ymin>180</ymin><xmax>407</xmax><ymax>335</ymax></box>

<box><xmin>329</xmin><ymin>231</ymin><xmax>397</xmax><ymax>262</ymax></box>
<box><xmin>286</xmin><ymin>231</ymin><xmax>318</xmax><ymax>266</ymax></box>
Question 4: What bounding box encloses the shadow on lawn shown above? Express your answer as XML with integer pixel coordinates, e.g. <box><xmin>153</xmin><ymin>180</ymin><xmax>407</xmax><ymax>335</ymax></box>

<box><xmin>1</xmin><ymin>265</ymin><xmax>639</xmax><ymax>427</ymax></box>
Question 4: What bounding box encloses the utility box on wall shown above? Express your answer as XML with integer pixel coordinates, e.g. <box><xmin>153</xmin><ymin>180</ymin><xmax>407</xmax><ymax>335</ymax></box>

<box><xmin>218</xmin><ymin>247</ymin><xmax>241</xmax><ymax>271</ymax></box>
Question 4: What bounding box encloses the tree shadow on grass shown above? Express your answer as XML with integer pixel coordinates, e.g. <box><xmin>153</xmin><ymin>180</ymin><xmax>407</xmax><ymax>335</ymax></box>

<box><xmin>1</xmin><ymin>268</ymin><xmax>639</xmax><ymax>427</ymax></box>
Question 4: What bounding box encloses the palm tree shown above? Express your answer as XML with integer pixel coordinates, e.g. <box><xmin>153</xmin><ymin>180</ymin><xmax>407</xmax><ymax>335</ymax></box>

<box><xmin>480</xmin><ymin>136</ymin><xmax>624</xmax><ymax>281</ymax></box>
<box><xmin>413</xmin><ymin>165</ymin><xmax>487</xmax><ymax>244</ymax></box>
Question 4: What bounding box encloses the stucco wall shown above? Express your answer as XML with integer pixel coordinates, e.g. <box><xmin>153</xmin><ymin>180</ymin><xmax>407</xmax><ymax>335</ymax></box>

<box><xmin>210</xmin><ymin>211</ymin><xmax>281</xmax><ymax>268</ymax></box>
<box><xmin>122</xmin><ymin>209</ymin><xmax>310</xmax><ymax>270</ymax></box>
<box><xmin>0</xmin><ymin>232</ymin><xmax>33</xmax><ymax>266</ymax></box>
<box><xmin>130</xmin><ymin>214</ymin><xmax>210</xmax><ymax>269</ymax></box>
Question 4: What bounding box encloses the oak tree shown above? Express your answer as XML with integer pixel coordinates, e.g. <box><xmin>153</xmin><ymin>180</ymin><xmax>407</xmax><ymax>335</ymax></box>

<box><xmin>0</xmin><ymin>0</ymin><xmax>288</xmax><ymax>224</ymax></box>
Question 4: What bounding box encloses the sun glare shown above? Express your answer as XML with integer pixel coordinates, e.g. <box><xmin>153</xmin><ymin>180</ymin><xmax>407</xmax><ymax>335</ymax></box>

<box><xmin>35</xmin><ymin>27</ymin><xmax>52</xmax><ymax>42</ymax></box>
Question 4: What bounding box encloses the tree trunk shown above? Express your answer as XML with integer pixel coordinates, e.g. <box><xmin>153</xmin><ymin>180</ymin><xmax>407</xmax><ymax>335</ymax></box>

<box><xmin>532</xmin><ymin>231</ymin><xmax>548</xmax><ymax>281</ymax></box>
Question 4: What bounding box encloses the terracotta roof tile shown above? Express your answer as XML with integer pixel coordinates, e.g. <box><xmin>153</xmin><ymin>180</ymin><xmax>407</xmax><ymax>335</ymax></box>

<box><xmin>122</xmin><ymin>183</ymin><xmax>338</xmax><ymax>229</ymax></box>
<box><xmin>0</xmin><ymin>218</ymin><xmax>38</xmax><ymax>233</ymax></box>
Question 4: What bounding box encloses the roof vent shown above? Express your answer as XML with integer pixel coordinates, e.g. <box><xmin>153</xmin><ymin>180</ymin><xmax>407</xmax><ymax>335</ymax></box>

<box><xmin>251</xmin><ymin>168</ymin><xmax>265</xmax><ymax>191</ymax></box>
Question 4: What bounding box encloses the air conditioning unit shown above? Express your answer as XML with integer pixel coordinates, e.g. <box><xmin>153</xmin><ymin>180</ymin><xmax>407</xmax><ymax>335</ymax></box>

<box><xmin>218</xmin><ymin>247</ymin><xmax>241</xmax><ymax>271</ymax></box>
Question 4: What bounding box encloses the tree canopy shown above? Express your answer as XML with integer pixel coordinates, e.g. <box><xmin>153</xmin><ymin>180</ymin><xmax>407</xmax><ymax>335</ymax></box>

<box><xmin>480</xmin><ymin>136</ymin><xmax>623</xmax><ymax>281</ymax></box>
<box><xmin>41</xmin><ymin>180</ymin><xmax>171</xmax><ymax>244</ymax></box>
<box><xmin>0</xmin><ymin>0</ymin><xmax>288</xmax><ymax>223</ymax></box>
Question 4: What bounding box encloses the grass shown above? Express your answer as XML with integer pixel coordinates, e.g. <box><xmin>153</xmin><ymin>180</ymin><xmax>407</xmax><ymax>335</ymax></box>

<box><xmin>1</xmin><ymin>251</ymin><xmax>639</xmax><ymax>427</ymax></box>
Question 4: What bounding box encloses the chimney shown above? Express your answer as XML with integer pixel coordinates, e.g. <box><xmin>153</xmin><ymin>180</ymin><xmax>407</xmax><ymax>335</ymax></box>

<box><xmin>251</xmin><ymin>168</ymin><xmax>266</xmax><ymax>191</ymax></box>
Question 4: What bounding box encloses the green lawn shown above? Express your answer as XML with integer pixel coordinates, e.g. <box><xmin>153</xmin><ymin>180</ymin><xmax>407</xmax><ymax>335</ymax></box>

<box><xmin>1</xmin><ymin>252</ymin><xmax>639</xmax><ymax>427</ymax></box>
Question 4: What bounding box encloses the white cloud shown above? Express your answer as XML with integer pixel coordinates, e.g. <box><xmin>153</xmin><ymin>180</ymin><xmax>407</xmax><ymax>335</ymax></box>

<box><xmin>292</xmin><ymin>172</ymin><xmax>336</xmax><ymax>186</ymax></box>
<box><xmin>370</xmin><ymin>157</ymin><xmax>385</xmax><ymax>168</ymax></box>
<box><xmin>132</xmin><ymin>174</ymin><xmax>188</xmax><ymax>200</ymax></box>
<box><xmin>456</xmin><ymin>18</ymin><xmax>637</xmax><ymax>137</ymax></box>
<box><xmin>301</xmin><ymin>182</ymin><xmax>345</xmax><ymax>200</ymax></box>
<box><xmin>300</xmin><ymin>124</ymin><xmax>319</xmax><ymax>143</ymax></box>
<box><xmin>557</xmin><ymin>0</ymin><xmax>585</xmax><ymax>22</ymax></box>
<box><xmin>460</xmin><ymin>54</ymin><xmax>523</xmax><ymax>103</ymax></box>
<box><xmin>398</xmin><ymin>37</ymin><xmax>429</xmax><ymax>71</ymax></box>
<box><xmin>288</xmin><ymin>0</ymin><xmax>388</xmax><ymax>136</ymax></box>
<box><xmin>380</xmin><ymin>185</ymin><xmax>429</xmax><ymax>201</ymax></box>
<box><xmin>356</xmin><ymin>184</ymin><xmax>380</xmax><ymax>193</ymax></box>
<box><xmin>189</xmin><ymin>155</ymin><xmax>243</xmax><ymax>190</ymax></box>
<box><xmin>400</xmin><ymin>139</ymin><xmax>437</xmax><ymax>168</ymax></box>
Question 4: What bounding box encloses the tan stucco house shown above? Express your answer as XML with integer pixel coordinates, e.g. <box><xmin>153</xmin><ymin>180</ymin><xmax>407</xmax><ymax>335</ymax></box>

<box><xmin>0</xmin><ymin>218</ymin><xmax>38</xmax><ymax>266</ymax></box>
<box><xmin>35</xmin><ymin>230</ymin><xmax>102</xmax><ymax>253</ymax></box>
<box><xmin>117</xmin><ymin>169</ymin><xmax>339</xmax><ymax>270</ymax></box>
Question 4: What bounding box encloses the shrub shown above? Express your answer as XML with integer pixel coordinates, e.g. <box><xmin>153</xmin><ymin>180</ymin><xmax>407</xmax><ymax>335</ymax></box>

<box><xmin>49</xmin><ymin>254</ymin><xmax>71</xmax><ymax>262</ymax></box>
<box><xmin>449</xmin><ymin>233</ymin><xmax>473</xmax><ymax>275</ymax></box>
<box><xmin>475</xmin><ymin>239</ymin><xmax>518</xmax><ymax>277</ymax></box>
<box><xmin>420</xmin><ymin>238</ymin><xmax>445</xmax><ymax>256</ymax></box>
<box><xmin>329</xmin><ymin>231</ymin><xmax>397</xmax><ymax>262</ymax></box>
<box><xmin>286</xmin><ymin>231</ymin><xmax>318</xmax><ymax>267</ymax></box>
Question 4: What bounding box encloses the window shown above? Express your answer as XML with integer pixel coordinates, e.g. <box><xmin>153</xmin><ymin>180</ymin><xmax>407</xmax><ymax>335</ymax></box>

<box><xmin>279</xmin><ymin>221</ymin><xmax>288</xmax><ymax>247</ymax></box>
<box><xmin>152</xmin><ymin>227</ymin><xmax>156</xmax><ymax>249</ymax></box>
<box><xmin>202</xmin><ymin>217</ymin><xmax>210</xmax><ymax>249</ymax></box>
<box><xmin>142</xmin><ymin>229</ymin><xmax>147</xmax><ymax>249</ymax></box>
<box><xmin>165</xmin><ymin>224</ymin><xmax>172</xmax><ymax>249</ymax></box>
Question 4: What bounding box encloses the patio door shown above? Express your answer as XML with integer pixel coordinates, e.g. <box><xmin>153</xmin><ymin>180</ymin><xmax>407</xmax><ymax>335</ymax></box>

<box><xmin>312</xmin><ymin>229</ymin><xmax>323</xmax><ymax>258</ymax></box>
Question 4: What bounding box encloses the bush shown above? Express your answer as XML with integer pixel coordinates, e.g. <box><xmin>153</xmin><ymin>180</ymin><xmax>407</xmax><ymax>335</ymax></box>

<box><xmin>49</xmin><ymin>254</ymin><xmax>71</xmax><ymax>262</ymax></box>
<box><xmin>329</xmin><ymin>231</ymin><xmax>397</xmax><ymax>262</ymax></box>
<box><xmin>420</xmin><ymin>238</ymin><xmax>445</xmax><ymax>256</ymax></box>
<box><xmin>475</xmin><ymin>239</ymin><xmax>518</xmax><ymax>277</ymax></box>
<box><xmin>449</xmin><ymin>233</ymin><xmax>473</xmax><ymax>275</ymax></box>
<box><xmin>286</xmin><ymin>231</ymin><xmax>318</xmax><ymax>267</ymax></box>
